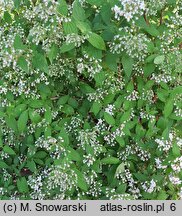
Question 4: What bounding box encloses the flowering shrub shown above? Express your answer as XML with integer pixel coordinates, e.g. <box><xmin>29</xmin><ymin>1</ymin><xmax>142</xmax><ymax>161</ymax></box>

<box><xmin>0</xmin><ymin>0</ymin><xmax>181</xmax><ymax>200</ymax></box>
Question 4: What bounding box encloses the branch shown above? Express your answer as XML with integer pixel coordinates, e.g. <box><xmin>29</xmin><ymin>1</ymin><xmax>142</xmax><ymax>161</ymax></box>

<box><xmin>143</xmin><ymin>11</ymin><xmax>149</xmax><ymax>25</ymax></box>
<box><xmin>160</xmin><ymin>10</ymin><xmax>163</xmax><ymax>25</ymax></box>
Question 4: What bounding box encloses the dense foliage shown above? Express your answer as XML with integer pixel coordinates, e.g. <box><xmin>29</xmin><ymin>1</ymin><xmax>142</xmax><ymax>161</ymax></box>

<box><xmin>0</xmin><ymin>0</ymin><xmax>181</xmax><ymax>200</ymax></box>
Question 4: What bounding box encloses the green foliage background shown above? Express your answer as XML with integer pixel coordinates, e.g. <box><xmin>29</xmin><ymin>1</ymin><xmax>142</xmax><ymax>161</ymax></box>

<box><xmin>0</xmin><ymin>0</ymin><xmax>181</xmax><ymax>200</ymax></box>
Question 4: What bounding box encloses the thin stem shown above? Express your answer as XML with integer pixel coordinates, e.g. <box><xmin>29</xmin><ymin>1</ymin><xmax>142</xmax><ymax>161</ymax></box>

<box><xmin>160</xmin><ymin>10</ymin><xmax>163</xmax><ymax>25</ymax></box>
<box><xmin>143</xmin><ymin>11</ymin><xmax>149</xmax><ymax>25</ymax></box>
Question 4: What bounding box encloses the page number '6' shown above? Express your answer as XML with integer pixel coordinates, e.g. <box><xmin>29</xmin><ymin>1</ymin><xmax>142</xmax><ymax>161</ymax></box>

<box><xmin>170</xmin><ymin>203</ymin><xmax>176</xmax><ymax>211</ymax></box>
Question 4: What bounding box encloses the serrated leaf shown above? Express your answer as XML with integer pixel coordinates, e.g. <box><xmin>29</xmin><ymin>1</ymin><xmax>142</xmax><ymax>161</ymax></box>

<box><xmin>27</xmin><ymin>160</ymin><xmax>36</xmax><ymax>172</ymax></box>
<box><xmin>68</xmin><ymin>148</ymin><xmax>81</xmax><ymax>162</ymax></box>
<box><xmin>0</xmin><ymin>161</ymin><xmax>9</xmax><ymax>169</ymax></box>
<box><xmin>48</xmin><ymin>44</ymin><xmax>59</xmax><ymax>63</ymax></box>
<box><xmin>17</xmin><ymin>177</ymin><xmax>29</xmax><ymax>193</ymax></box>
<box><xmin>163</xmin><ymin>99</ymin><xmax>173</xmax><ymax>117</ymax></box>
<box><xmin>17</xmin><ymin>56</ymin><xmax>28</xmax><ymax>72</ymax></box>
<box><xmin>157</xmin><ymin>191</ymin><xmax>168</xmax><ymax>200</ymax></box>
<box><xmin>14</xmin><ymin>34</ymin><xmax>26</xmax><ymax>50</ymax></box>
<box><xmin>44</xmin><ymin>108</ymin><xmax>52</xmax><ymax>123</ymax></box>
<box><xmin>76</xmin><ymin>21</ymin><xmax>91</xmax><ymax>33</ymax></box>
<box><xmin>63</xmin><ymin>21</ymin><xmax>78</xmax><ymax>34</ymax></box>
<box><xmin>56</xmin><ymin>0</ymin><xmax>68</xmax><ymax>16</ymax></box>
<box><xmin>87</xmin><ymin>32</ymin><xmax>106</xmax><ymax>50</ymax></box>
<box><xmin>32</xmin><ymin>52</ymin><xmax>48</xmax><ymax>73</ymax></box>
<box><xmin>72</xmin><ymin>0</ymin><xmax>86</xmax><ymax>21</ymax></box>
<box><xmin>116</xmin><ymin>136</ymin><xmax>125</xmax><ymax>147</ymax></box>
<box><xmin>3</xmin><ymin>145</ymin><xmax>16</xmax><ymax>155</ymax></box>
<box><xmin>172</xmin><ymin>143</ymin><xmax>180</xmax><ymax>157</ymax></box>
<box><xmin>154</xmin><ymin>55</ymin><xmax>165</xmax><ymax>64</ymax></box>
<box><xmin>115</xmin><ymin>163</ymin><xmax>125</xmax><ymax>177</ymax></box>
<box><xmin>122</xmin><ymin>55</ymin><xmax>133</xmax><ymax>77</ymax></box>
<box><xmin>101</xmin><ymin>157</ymin><xmax>120</xmax><ymax>164</ymax></box>
<box><xmin>60</xmin><ymin>43</ymin><xmax>75</xmax><ymax>53</ymax></box>
<box><xmin>34</xmin><ymin>151</ymin><xmax>47</xmax><ymax>159</ymax></box>
<box><xmin>90</xmin><ymin>102</ymin><xmax>102</xmax><ymax>116</ymax></box>
<box><xmin>104</xmin><ymin>112</ymin><xmax>115</xmax><ymax>125</ymax></box>
<box><xmin>145</xmin><ymin>25</ymin><xmax>160</xmax><ymax>36</ymax></box>
<box><xmin>73</xmin><ymin>168</ymin><xmax>88</xmax><ymax>191</ymax></box>
<box><xmin>17</xmin><ymin>110</ymin><xmax>28</xmax><ymax>133</ymax></box>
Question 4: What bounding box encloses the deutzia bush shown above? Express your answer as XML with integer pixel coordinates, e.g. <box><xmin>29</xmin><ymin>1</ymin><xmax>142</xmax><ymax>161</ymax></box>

<box><xmin>0</xmin><ymin>0</ymin><xmax>181</xmax><ymax>200</ymax></box>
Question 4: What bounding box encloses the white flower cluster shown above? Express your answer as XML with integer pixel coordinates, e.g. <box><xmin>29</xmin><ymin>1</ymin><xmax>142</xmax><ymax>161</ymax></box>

<box><xmin>112</xmin><ymin>0</ymin><xmax>145</xmax><ymax>22</ymax></box>
<box><xmin>105</xmin><ymin>188</ymin><xmax>132</xmax><ymax>200</ymax></box>
<box><xmin>155</xmin><ymin>158</ymin><xmax>167</xmax><ymax>169</ymax></box>
<box><xmin>118</xmin><ymin>142</ymin><xmax>150</xmax><ymax>162</ymax></box>
<box><xmin>0</xmin><ymin>0</ymin><xmax>14</xmax><ymax>18</ymax></box>
<box><xmin>169</xmin><ymin>175</ymin><xmax>181</xmax><ymax>185</ymax></box>
<box><xmin>109</xmin><ymin>27</ymin><xmax>150</xmax><ymax>61</ymax></box>
<box><xmin>83</xmin><ymin>154</ymin><xmax>96</xmax><ymax>167</ymax></box>
<box><xmin>66</xmin><ymin>33</ymin><xmax>88</xmax><ymax>47</ymax></box>
<box><xmin>87</xmin><ymin>88</ymin><xmax>108</xmax><ymax>102</ymax></box>
<box><xmin>126</xmin><ymin>90</ymin><xmax>139</xmax><ymax>101</ymax></box>
<box><xmin>105</xmin><ymin>104</ymin><xmax>115</xmax><ymax>116</ymax></box>
<box><xmin>155</xmin><ymin>133</ymin><xmax>174</xmax><ymax>152</ymax></box>
<box><xmin>171</xmin><ymin>156</ymin><xmax>182</xmax><ymax>173</ymax></box>
<box><xmin>121</xmin><ymin>169</ymin><xmax>141</xmax><ymax>199</ymax></box>
<box><xmin>77</xmin><ymin>55</ymin><xmax>102</xmax><ymax>79</ymax></box>
<box><xmin>77</xmin><ymin>129</ymin><xmax>103</xmax><ymax>156</ymax></box>
<box><xmin>28</xmin><ymin>175</ymin><xmax>46</xmax><ymax>200</ymax></box>
<box><xmin>146</xmin><ymin>0</ymin><xmax>167</xmax><ymax>16</ymax></box>
<box><xmin>104</xmin><ymin>123</ymin><xmax>125</xmax><ymax>146</ymax></box>
<box><xmin>142</xmin><ymin>179</ymin><xmax>157</xmax><ymax>193</ymax></box>
<box><xmin>35</xmin><ymin>136</ymin><xmax>65</xmax><ymax>159</ymax></box>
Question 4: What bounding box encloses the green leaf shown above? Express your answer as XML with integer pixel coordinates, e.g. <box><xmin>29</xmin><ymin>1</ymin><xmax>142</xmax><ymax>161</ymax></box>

<box><xmin>29</xmin><ymin>109</ymin><xmax>41</xmax><ymax>123</ymax></box>
<box><xmin>14</xmin><ymin>34</ymin><xmax>26</xmax><ymax>50</ymax></box>
<box><xmin>44</xmin><ymin>108</ymin><xmax>52</xmax><ymax>123</ymax></box>
<box><xmin>154</xmin><ymin>55</ymin><xmax>165</xmax><ymax>64</ymax></box>
<box><xmin>145</xmin><ymin>25</ymin><xmax>160</xmax><ymax>36</ymax></box>
<box><xmin>172</xmin><ymin>143</ymin><xmax>180</xmax><ymax>157</ymax></box>
<box><xmin>157</xmin><ymin>191</ymin><xmax>168</xmax><ymax>200</ymax></box>
<box><xmin>58</xmin><ymin>95</ymin><xmax>70</xmax><ymax>105</ymax></box>
<box><xmin>17</xmin><ymin>110</ymin><xmax>28</xmax><ymax>133</ymax></box>
<box><xmin>163</xmin><ymin>99</ymin><xmax>173</xmax><ymax>117</ymax></box>
<box><xmin>60</xmin><ymin>43</ymin><xmax>75</xmax><ymax>53</ymax></box>
<box><xmin>32</xmin><ymin>52</ymin><xmax>48</xmax><ymax>73</ymax></box>
<box><xmin>144</xmin><ymin>63</ymin><xmax>155</xmax><ymax>78</ymax></box>
<box><xmin>3</xmin><ymin>11</ymin><xmax>12</xmax><ymax>23</ymax></box>
<box><xmin>87</xmin><ymin>33</ymin><xmax>106</xmax><ymax>50</ymax></box>
<box><xmin>104</xmin><ymin>112</ymin><xmax>115</xmax><ymax>125</ymax></box>
<box><xmin>101</xmin><ymin>157</ymin><xmax>120</xmax><ymax>165</ymax></box>
<box><xmin>0</xmin><ymin>161</ymin><xmax>9</xmax><ymax>169</ymax></box>
<box><xmin>3</xmin><ymin>145</ymin><xmax>16</xmax><ymax>155</ymax></box>
<box><xmin>115</xmin><ymin>163</ymin><xmax>125</xmax><ymax>177</ymax></box>
<box><xmin>87</xmin><ymin>0</ymin><xmax>104</xmax><ymax>6</ymax></box>
<box><xmin>122</xmin><ymin>55</ymin><xmax>133</xmax><ymax>77</ymax></box>
<box><xmin>90</xmin><ymin>102</ymin><xmax>102</xmax><ymax>116</ymax></box>
<box><xmin>73</xmin><ymin>168</ymin><xmax>88</xmax><ymax>191</ymax></box>
<box><xmin>63</xmin><ymin>21</ymin><xmax>78</xmax><ymax>34</ymax></box>
<box><xmin>34</xmin><ymin>151</ymin><xmax>47</xmax><ymax>159</ymax></box>
<box><xmin>72</xmin><ymin>0</ymin><xmax>86</xmax><ymax>21</ymax></box>
<box><xmin>76</xmin><ymin>21</ymin><xmax>91</xmax><ymax>33</ymax></box>
<box><xmin>17</xmin><ymin>177</ymin><xmax>29</xmax><ymax>193</ymax></box>
<box><xmin>17</xmin><ymin>56</ymin><xmax>28</xmax><ymax>72</ymax></box>
<box><xmin>48</xmin><ymin>44</ymin><xmax>59</xmax><ymax>63</ymax></box>
<box><xmin>56</xmin><ymin>0</ymin><xmax>68</xmax><ymax>16</ymax></box>
<box><xmin>14</xmin><ymin>0</ymin><xmax>21</xmax><ymax>8</ymax></box>
<box><xmin>80</xmin><ymin>82</ymin><xmax>95</xmax><ymax>94</ymax></box>
<box><xmin>5</xmin><ymin>116</ymin><xmax>18</xmax><ymax>132</ymax></box>
<box><xmin>116</xmin><ymin>136</ymin><xmax>125</xmax><ymax>147</ymax></box>
<box><xmin>27</xmin><ymin>160</ymin><xmax>36</xmax><ymax>172</ymax></box>
<box><xmin>62</xmin><ymin>104</ymin><xmax>75</xmax><ymax>115</ymax></box>
<box><xmin>68</xmin><ymin>148</ymin><xmax>81</xmax><ymax>162</ymax></box>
